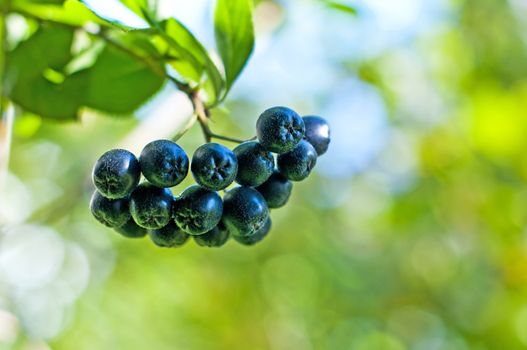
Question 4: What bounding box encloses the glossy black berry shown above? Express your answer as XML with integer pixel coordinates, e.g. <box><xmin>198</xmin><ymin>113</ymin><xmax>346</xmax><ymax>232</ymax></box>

<box><xmin>149</xmin><ymin>221</ymin><xmax>189</xmax><ymax>247</ymax></box>
<box><xmin>222</xmin><ymin>186</ymin><xmax>269</xmax><ymax>237</ymax></box>
<box><xmin>115</xmin><ymin>218</ymin><xmax>147</xmax><ymax>238</ymax></box>
<box><xmin>193</xmin><ymin>223</ymin><xmax>230</xmax><ymax>247</ymax></box>
<box><xmin>233</xmin><ymin>141</ymin><xmax>274</xmax><ymax>187</ymax></box>
<box><xmin>90</xmin><ymin>190</ymin><xmax>130</xmax><ymax>228</ymax></box>
<box><xmin>139</xmin><ymin>139</ymin><xmax>189</xmax><ymax>188</ymax></box>
<box><xmin>191</xmin><ymin>143</ymin><xmax>238</xmax><ymax>191</ymax></box>
<box><xmin>173</xmin><ymin>185</ymin><xmax>223</xmax><ymax>235</ymax></box>
<box><xmin>92</xmin><ymin>149</ymin><xmax>140</xmax><ymax>199</ymax></box>
<box><xmin>277</xmin><ymin>140</ymin><xmax>317</xmax><ymax>181</ymax></box>
<box><xmin>256</xmin><ymin>106</ymin><xmax>305</xmax><ymax>154</ymax></box>
<box><xmin>233</xmin><ymin>218</ymin><xmax>272</xmax><ymax>246</ymax></box>
<box><xmin>303</xmin><ymin>115</ymin><xmax>330</xmax><ymax>156</ymax></box>
<box><xmin>130</xmin><ymin>183</ymin><xmax>174</xmax><ymax>229</ymax></box>
<box><xmin>255</xmin><ymin>172</ymin><xmax>293</xmax><ymax>208</ymax></box>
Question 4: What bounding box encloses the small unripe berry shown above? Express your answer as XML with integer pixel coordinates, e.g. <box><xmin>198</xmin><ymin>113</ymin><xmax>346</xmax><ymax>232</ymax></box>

<box><xmin>149</xmin><ymin>221</ymin><xmax>189</xmax><ymax>247</ymax></box>
<box><xmin>90</xmin><ymin>190</ymin><xmax>130</xmax><ymax>228</ymax></box>
<box><xmin>194</xmin><ymin>222</ymin><xmax>230</xmax><ymax>247</ymax></box>
<box><xmin>233</xmin><ymin>218</ymin><xmax>272</xmax><ymax>246</ymax></box>
<box><xmin>303</xmin><ymin>116</ymin><xmax>330</xmax><ymax>156</ymax></box>
<box><xmin>256</xmin><ymin>106</ymin><xmax>305</xmax><ymax>154</ymax></box>
<box><xmin>130</xmin><ymin>183</ymin><xmax>174</xmax><ymax>229</ymax></box>
<box><xmin>255</xmin><ymin>172</ymin><xmax>293</xmax><ymax>208</ymax></box>
<box><xmin>233</xmin><ymin>141</ymin><xmax>274</xmax><ymax>187</ymax></box>
<box><xmin>92</xmin><ymin>149</ymin><xmax>140</xmax><ymax>199</ymax></box>
<box><xmin>139</xmin><ymin>140</ymin><xmax>189</xmax><ymax>188</ymax></box>
<box><xmin>173</xmin><ymin>185</ymin><xmax>223</xmax><ymax>235</ymax></box>
<box><xmin>115</xmin><ymin>218</ymin><xmax>147</xmax><ymax>238</ymax></box>
<box><xmin>222</xmin><ymin>186</ymin><xmax>269</xmax><ymax>237</ymax></box>
<box><xmin>277</xmin><ymin>140</ymin><xmax>317</xmax><ymax>181</ymax></box>
<box><xmin>191</xmin><ymin>143</ymin><xmax>238</xmax><ymax>191</ymax></box>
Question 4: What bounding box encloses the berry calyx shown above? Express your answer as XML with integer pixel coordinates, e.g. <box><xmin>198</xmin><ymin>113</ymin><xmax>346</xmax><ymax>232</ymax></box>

<box><xmin>233</xmin><ymin>218</ymin><xmax>272</xmax><ymax>246</ymax></box>
<box><xmin>115</xmin><ymin>218</ymin><xmax>148</xmax><ymax>238</ymax></box>
<box><xmin>222</xmin><ymin>186</ymin><xmax>269</xmax><ymax>237</ymax></box>
<box><xmin>149</xmin><ymin>221</ymin><xmax>189</xmax><ymax>247</ymax></box>
<box><xmin>256</xmin><ymin>106</ymin><xmax>305</xmax><ymax>154</ymax></box>
<box><xmin>191</xmin><ymin>143</ymin><xmax>238</xmax><ymax>191</ymax></box>
<box><xmin>277</xmin><ymin>140</ymin><xmax>317</xmax><ymax>181</ymax></box>
<box><xmin>90</xmin><ymin>190</ymin><xmax>131</xmax><ymax>228</ymax></box>
<box><xmin>139</xmin><ymin>139</ymin><xmax>189</xmax><ymax>188</ymax></box>
<box><xmin>130</xmin><ymin>183</ymin><xmax>174</xmax><ymax>229</ymax></box>
<box><xmin>233</xmin><ymin>141</ymin><xmax>274</xmax><ymax>187</ymax></box>
<box><xmin>92</xmin><ymin>149</ymin><xmax>140</xmax><ymax>199</ymax></box>
<box><xmin>255</xmin><ymin>171</ymin><xmax>293</xmax><ymax>208</ymax></box>
<box><xmin>173</xmin><ymin>185</ymin><xmax>223</xmax><ymax>235</ymax></box>
<box><xmin>193</xmin><ymin>223</ymin><xmax>230</xmax><ymax>247</ymax></box>
<box><xmin>303</xmin><ymin>115</ymin><xmax>330</xmax><ymax>156</ymax></box>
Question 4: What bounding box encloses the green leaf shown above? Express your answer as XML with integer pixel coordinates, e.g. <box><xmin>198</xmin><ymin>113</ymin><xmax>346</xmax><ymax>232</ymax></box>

<box><xmin>6</xmin><ymin>26</ymin><xmax>83</xmax><ymax>120</ymax></box>
<box><xmin>119</xmin><ymin>0</ymin><xmax>148</xmax><ymax>17</ymax></box>
<box><xmin>13</xmin><ymin>0</ymin><xmax>113</xmax><ymax>28</ymax></box>
<box><xmin>214</xmin><ymin>0</ymin><xmax>254</xmax><ymax>98</ymax></box>
<box><xmin>323</xmin><ymin>1</ymin><xmax>358</xmax><ymax>16</ymax></box>
<box><xmin>77</xmin><ymin>0</ymin><xmax>142</xmax><ymax>30</ymax></box>
<box><xmin>6</xmin><ymin>25</ymin><xmax>166</xmax><ymax>120</ymax></box>
<box><xmin>25</xmin><ymin>0</ymin><xmax>64</xmax><ymax>3</ymax></box>
<box><xmin>81</xmin><ymin>43</ymin><xmax>165</xmax><ymax>114</ymax></box>
<box><xmin>148</xmin><ymin>17</ymin><xmax>223</xmax><ymax>104</ymax></box>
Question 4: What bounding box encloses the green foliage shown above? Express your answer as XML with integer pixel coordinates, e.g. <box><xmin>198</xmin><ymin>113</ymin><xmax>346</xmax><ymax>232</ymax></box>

<box><xmin>119</xmin><ymin>0</ymin><xmax>149</xmax><ymax>17</ymax></box>
<box><xmin>6</xmin><ymin>24</ymin><xmax>165</xmax><ymax>119</ymax></box>
<box><xmin>214</xmin><ymin>0</ymin><xmax>254</xmax><ymax>98</ymax></box>
<box><xmin>6</xmin><ymin>1</ymin><xmax>527</xmax><ymax>349</ymax></box>
<box><xmin>6</xmin><ymin>26</ymin><xmax>81</xmax><ymax>120</ymax></box>
<box><xmin>323</xmin><ymin>1</ymin><xmax>358</xmax><ymax>16</ymax></box>
<box><xmin>2</xmin><ymin>0</ymin><xmax>256</xmax><ymax>120</ymax></box>
<box><xmin>13</xmin><ymin>0</ymin><xmax>107</xmax><ymax>27</ymax></box>
<box><xmin>148</xmin><ymin>17</ymin><xmax>224</xmax><ymax>103</ymax></box>
<box><xmin>80</xmin><ymin>44</ymin><xmax>165</xmax><ymax>114</ymax></box>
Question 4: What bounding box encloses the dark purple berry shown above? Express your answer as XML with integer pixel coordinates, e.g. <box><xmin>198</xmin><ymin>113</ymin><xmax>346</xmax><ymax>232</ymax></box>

<box><xmin>222</xmin><ymin>186</ymin><xmax>269</xmax><ymax>237</ymax></box>
<box><xmin>139</xmin><ymin>140</ymin><xmax>189</xmax><ymax>188</ymax></box>
<box><xmin>233</xmin><ymin>218</ymin><xmax>272</xmax><ymax>246</ymax></box>
<box><xmin>191</xmin><ymin>143</ymin><xmax>238</xmax><ymax>191</ymax></box>
<box><xmin>130</xmin><ymin>183</ymin><xmax>174</xmax><ymax>229</ymax></box>
<box><xmin>277</xmin><ymin>140</ymin><xmax>317</xmax><ymax>181</ymax></box>
<box><xmin>233</xmin><ymin>141</ymin><xmax>274</xmax><ymax>187</ymax></box>
<box><xmin>256</xmin><ymin>106</ymin><xmax>305</xmax><ymax>154</ymax></box>
<box><xmin>92</xmin><ymin>149</ymin><xmax>140</xmax><ymax>199</ymax></box>
<box><xmin>149</xmin><ymin>221</ymin><xmax>189</xmax><ymax>247</ymax></box>
<box><xmin>90</xmin><ymin>190</ymin><xmax>130</xmax><ymax>228</ymax></box>
<box><xmin>193</xmin><ymin>222</ymin><xmax>230</xmax><ymax>247</ymax></box>
<box><xmin>303</xmin><ymin>116</ymin><xmax>330</xmax><ymax>156</ymax></box>
<box><xmin>173</xmin><ymin>185</ymin><xmax>223</xmax><ymax>235</ymax></box>
<box><xmin>255</xmin><ymin>172</ymin><xmax>293</xmax><ymax>208</ymax></box>
<box><xmin>115</xmin><ymin>218</ymin><xmax>147</xmax><ymax>238</ymax></box>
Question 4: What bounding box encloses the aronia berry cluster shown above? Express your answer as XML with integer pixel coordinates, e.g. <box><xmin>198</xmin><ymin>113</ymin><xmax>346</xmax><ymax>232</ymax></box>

<box><xmin>89</xmin><ymin>106</ymin><xmax>330</xmax><ymax>248</ymax></box>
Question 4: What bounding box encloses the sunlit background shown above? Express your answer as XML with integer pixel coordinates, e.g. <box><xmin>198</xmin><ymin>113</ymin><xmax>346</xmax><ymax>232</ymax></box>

<box><xmin>2</xmin><ymin>0</ymin><xmax>527</xmax><ymax>349</ymax></box>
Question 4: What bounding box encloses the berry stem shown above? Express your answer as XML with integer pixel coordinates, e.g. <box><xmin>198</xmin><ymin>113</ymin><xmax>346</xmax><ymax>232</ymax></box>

<box><xmin>208</xmin><ymin>133</ymin><xmax>249</xmax><ymax>144</ymax></box>
<box><xmin>191</xmin><ymin>91</ymin><xmax>213</xmax><ymax>143</ymax></box>
<box><xmin>190</xmin><ymin>92</ymin><xmax>252</xmax><ymax>144</ymax></box>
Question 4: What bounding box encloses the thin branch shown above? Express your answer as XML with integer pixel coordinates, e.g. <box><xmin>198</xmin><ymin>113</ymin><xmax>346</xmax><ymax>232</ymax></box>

<box><xmin>209</xmin><ymin>133</ymin><xmax>249</xmax><ymax>144</ymax></box>
<box><xmin>190</xmin><ymin>91</ymin><xmax>212</xmax><ymax>142</ymax></box>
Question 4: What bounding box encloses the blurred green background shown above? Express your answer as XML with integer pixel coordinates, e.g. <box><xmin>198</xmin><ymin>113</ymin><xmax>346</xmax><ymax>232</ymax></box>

<box><xmin>2</xmin><ymin>0</ymin><xmax>527</xmax><ymax>349</ymax></box>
